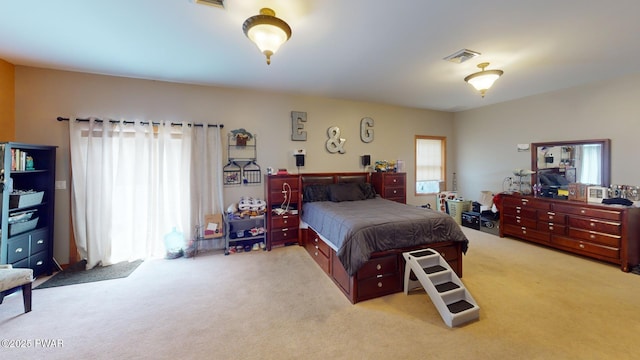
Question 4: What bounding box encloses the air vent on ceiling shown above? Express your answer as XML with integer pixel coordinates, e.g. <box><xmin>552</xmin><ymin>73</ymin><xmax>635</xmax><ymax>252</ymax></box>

<box><xmin>195</xmin><ymin>0</ymin><xmax>225</xmax><ymax>8</ymax></box>
<box><xmin>443</xmin><ymin>49</ymin><xmax>480</xmax><ymax>64</ymax></box>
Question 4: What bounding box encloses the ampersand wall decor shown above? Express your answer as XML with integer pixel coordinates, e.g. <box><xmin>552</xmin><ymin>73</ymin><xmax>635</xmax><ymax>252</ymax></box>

<box><xmin>326</xmin><ymin>126</ymin><xmax>346</xmax><ymax>154</ymax></box>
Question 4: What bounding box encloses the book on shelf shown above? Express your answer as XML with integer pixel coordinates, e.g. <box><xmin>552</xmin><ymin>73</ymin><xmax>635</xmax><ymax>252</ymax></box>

<box><xmin>10</xmin><ymin>149</ymin><xmax>32</xmax><ymax>171</ymax></box>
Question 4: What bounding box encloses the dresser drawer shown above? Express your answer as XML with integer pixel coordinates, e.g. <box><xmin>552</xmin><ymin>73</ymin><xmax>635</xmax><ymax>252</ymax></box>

<box><xmin>537</xmin><ymin>211</ymin><xmax>566</xmax><ymax>224</ymax></box>
<box><xmin>503</xmin><ymin>224</ymin><xmax>550</xmax><ymax>243</ymax></box>
<box><xmin>11</xmin><ymin>257</ymin><xmax>30</xmax><ymax>269</ymax></box>
<box><xmin>30</xmin><ymin>250</ymin><xmax>49</xmax><ymax>275</ymax></box>
<box><xmin>552</xmin><ymin>235</ymin><xmax>619</xmax><ymax>259</ymax></box>
<box><xmin>382</xmin><ymin>173</ymin><xmax>405</xmax><ymax>186</ymax></box>
<box><xmin>567</xmin><ymin>228</ymin><xmax>620</xmax><ymax>248</ymax></box>
<box><xmin>356</xmin><ymin>254</ymin><xmax>397</xmax><ymax>279</ymax></box>
<box><xmin>267</xmin><ymin>177</ymin><xmax>299</xmax><ymax>191</ymax></box>
<box><xmin>271</xmin><ymin>215</ymin><xmax>299</xmax><ymax>229</ymax></box>
<box><xmin>553</xmin><ymin>204</ymin><xmax>622</xmax><ymax>221</ymax></box>
<box><xmin>568</xmin><ymin>217</ymin><xmax>621</xmax><ymax>235</ymax></box>
<box><xmin>269</xmin><ymin>190</ymin><xmax>300</xmax><ymax>204</ymax></box>
<box><xmin>503</xmin><ymin>205</ymin><xmax>537</xmax><ymax>219</ymax></box>
<box><xmin>270</xmin><ymin>228</ymin><xmax>298</xmax><ymax>243</ymax></box>
<box><xmin>503</xmin><ymin>214</ymin><xmax>537</xmax><ymax>228</ymax></box>
<box><xmin>503</xmin><ymin>196</ymin><xmax>550</xmax><ymax>210</ymax></box>
<box><xmin>357</xmin><ymin>273</ymin><xmax>402</xmax><ymax>300</ymax></box>
<box><xmin>30</xmin><ymin>227</ymin><xmax>49</xmax><ymax>255</ymax></box>
<box><xmin>537</xmin><ymin>222</ymin><xmax>566</xmax><ymax>234</ymax></box>
<box><xmin>382</xmin><ymin>186</ymin><xmax>405</xmax><ymax>199</ymax></box>
<box><xmin>7</xmin><ymin>233</ymin><xmax>30</xmax><ymax>263</ymax></box>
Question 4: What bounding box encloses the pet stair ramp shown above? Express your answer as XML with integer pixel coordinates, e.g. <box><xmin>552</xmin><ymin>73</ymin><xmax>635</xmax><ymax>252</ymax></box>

<box><xmin>403</xmin><ymin>249</ymin><xmax>479</xmax><ymax>327</ymax></box>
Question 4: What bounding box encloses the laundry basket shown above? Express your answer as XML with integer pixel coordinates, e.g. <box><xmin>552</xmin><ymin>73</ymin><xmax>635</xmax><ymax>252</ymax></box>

<box><xmin>446</xmin><ymin>200</ymin><xmax>472</xmax><ymax>225</ymax></box>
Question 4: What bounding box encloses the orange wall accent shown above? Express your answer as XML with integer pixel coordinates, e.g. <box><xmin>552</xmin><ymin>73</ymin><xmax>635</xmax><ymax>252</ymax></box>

<box><xmin>0</xmin><ymin>58</ymin><xmax>16</xmax><ymax>141</ymax></box>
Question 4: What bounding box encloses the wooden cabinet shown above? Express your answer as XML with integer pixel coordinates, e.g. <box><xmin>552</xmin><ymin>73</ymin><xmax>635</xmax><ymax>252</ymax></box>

<box><xmin>500</xmin><ymin>194</ymin><xmax>640</xmax><ymax>272</ymax></box>
<box><xmin>0</xmin><ymin>142</ymin><xmax>56</xmax><ymax>277</ymax></box>
<box><xmin>371</xmin><ymin>172</ymin><xmax>406</xmax><ymax>203</ymax></box>
<box><xmin>264</xmin><ymin>174</ymin><xmax>301</xmax><ymax>250</ymax></box>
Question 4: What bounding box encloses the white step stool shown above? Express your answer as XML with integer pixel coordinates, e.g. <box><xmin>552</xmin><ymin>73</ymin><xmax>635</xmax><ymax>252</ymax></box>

<box><xmin>403</xmin><ymin>249</ymin><xmax>479</xmax><ymax>327</ymax></box>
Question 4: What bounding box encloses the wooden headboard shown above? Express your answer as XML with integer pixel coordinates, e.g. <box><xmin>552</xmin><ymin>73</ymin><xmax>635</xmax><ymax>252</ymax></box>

<box><xmin>300</xmin><ymin>172</ymin><xmax>370</xmax><ymax>186</ymax></box>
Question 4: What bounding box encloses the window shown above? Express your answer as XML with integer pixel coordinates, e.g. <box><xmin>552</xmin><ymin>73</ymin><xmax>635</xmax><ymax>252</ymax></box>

<box><xmin>415</xmin><ymin>135</ymin><xmax>446</xmax><ymax>195</ymax></box>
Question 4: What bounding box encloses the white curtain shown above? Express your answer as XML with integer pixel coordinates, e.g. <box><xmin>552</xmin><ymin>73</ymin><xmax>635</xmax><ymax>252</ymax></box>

<box><xmin>577</xmin><ymin>144</ymin><xmax>602</xmax><ymax>184</ymax></box>
<box><xmin>69</xmin><ymin>117</ymin><xmax>223</xmax><ymax>268</ymax></box>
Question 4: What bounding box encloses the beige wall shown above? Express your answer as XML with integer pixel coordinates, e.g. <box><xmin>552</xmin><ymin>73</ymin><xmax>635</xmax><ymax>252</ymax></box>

<box><xmin>13</xmin><ymin>66</ymin><xmax>640</xmax><ymax>265</ymax></box>
<box><xmin>14</xmin><ymin>66</ymin><xmax>455</xmax><ymax>264</ymax></box>
<box><xmin>454</xmin><ymin>73</ymin><xmax>640</xmax><ymax>200</ymax></box>
<box><xmin>0</xmin><ymin>59</ymin><xmax>15</xmax><ymax>141</ymax></box>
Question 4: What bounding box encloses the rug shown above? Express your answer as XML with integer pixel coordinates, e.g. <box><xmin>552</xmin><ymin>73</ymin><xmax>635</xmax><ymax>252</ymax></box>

<box><xmin>35</xmin><ymin>259</ymin><xmax>143</xmax><ymax>289</ymax></box>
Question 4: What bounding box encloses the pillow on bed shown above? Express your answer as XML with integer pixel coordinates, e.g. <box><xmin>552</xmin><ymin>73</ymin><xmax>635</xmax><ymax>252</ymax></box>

<box><xmin>303</xmin><ymin>184</ymin><xmax>330</xmax><ymax>202</ymax></box>
<box><xmin>328</xmin><ymin>183</ymin><xmax>366</xmax><ymax>202</ymax></box>
<box><xmin>359</xmin><ymin>182</ymin><xmax>377</xmax><ymax>199</ymax></box>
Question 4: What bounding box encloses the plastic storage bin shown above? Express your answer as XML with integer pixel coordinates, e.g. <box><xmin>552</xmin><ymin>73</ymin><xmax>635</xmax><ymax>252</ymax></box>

<box><xmin>9</xmin><ymin>217</ymin><xmax>39</xmax><ymax>236</ymax></box>
<box><xmin>446</xmin><ymin>200</ymin><xmax>472</xmax><ymax>225</ymax></box>
<box><xmin>9</xmin><ymin>191</ymin><xmax>44</xmax><ymax>209</ymax></box>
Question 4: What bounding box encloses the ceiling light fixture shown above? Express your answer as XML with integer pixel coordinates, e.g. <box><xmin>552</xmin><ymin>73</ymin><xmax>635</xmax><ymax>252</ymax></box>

<box><xmin>242</xmin><ymin>8</ymin><xmax>292</xmax><ymax>65</ymax></box>
<box><xmin>464</xmin><ymin>62</ymin><xmax>504</xmax><ymax>97</ymax></box>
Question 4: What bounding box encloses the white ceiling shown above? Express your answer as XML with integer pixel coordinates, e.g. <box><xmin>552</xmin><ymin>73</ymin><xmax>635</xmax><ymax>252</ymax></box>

<box><xmin>1</xmin><ymin>0</ymin><xmax>640</xmax><ymax>112</ymax></box>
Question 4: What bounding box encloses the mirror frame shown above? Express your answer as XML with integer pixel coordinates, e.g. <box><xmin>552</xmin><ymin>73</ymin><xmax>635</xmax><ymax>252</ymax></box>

<box><xmin>530</xmin><ymin>139</ymin><xmax>611</xmax><ymax>188</ymax></box>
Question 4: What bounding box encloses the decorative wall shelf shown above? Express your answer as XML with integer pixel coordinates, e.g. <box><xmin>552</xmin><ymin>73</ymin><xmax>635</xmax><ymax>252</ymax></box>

<box><xmin>224</xmin><ymin>132</ymin><xmax>261</xmax><ymax>185</ymax></box>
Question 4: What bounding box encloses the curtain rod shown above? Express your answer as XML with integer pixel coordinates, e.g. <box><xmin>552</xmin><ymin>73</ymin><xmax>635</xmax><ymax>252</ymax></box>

<box><xmin>56</xmin><ymin>117</ymin><xmax>223</xmax><ymax>128</ymax></box>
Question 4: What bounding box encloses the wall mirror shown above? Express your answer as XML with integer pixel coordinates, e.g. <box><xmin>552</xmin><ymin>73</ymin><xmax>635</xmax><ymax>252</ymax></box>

<box><xmin>530</xmin><ymin>139</ymin><xmax>611</xmax><ymax>196</ymax></box>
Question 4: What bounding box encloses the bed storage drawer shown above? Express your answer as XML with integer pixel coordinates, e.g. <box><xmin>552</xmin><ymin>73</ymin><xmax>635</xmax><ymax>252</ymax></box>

<box><xmin>309</xmin><ymin>246</ymin><xmax>330</xmax><ymax>274</ymax></box>
<box><xmin>355</xmin><ymin>254</ymin><xmax>402</xmax><ymax>301</ymax></box>
<box><xmin>357</xmin><ymin>273</ymin><xmax>402</xmax><ymax>300</ymax></box>
<box><xmin>356</xmin><ymin>254</ymin><xmax>397</xmax><ymax>279</ymax></box>
<box><xmin>304</xmin><ymin>228</ymin><xmax>330</xmax><ymax>274</ymax></box>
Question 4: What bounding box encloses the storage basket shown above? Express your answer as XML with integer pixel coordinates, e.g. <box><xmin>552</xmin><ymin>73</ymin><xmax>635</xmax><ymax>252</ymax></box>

<box><xmin>446</xmin><ymin>200</ymin><xmax>472</xmax><ymax>225</ymax></box>
<box><xmin>9</xmin><ymin>191</ymin><xmax>44</xmax><ymax>209</ymax></box>
<box><xmin>9</xmin><ymin>217</ymin><xmax>39</xmax><ymax>236</ymax></box>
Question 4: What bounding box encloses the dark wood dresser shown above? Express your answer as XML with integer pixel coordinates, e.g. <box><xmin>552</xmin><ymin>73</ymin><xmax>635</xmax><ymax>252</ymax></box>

<box><xmin>500</xmin><ymin>193</ymin><xmax>640</xmax><ymax>272</ymax></box>
<box><xmin>264</xmin><ymin>174</ymin><xmax>300</xmax><ymax>251</ymax></box>
<box><xmin>371</xmin><ymin>172</ymin><xmax>406</xmax><ymax>203</ymax></box>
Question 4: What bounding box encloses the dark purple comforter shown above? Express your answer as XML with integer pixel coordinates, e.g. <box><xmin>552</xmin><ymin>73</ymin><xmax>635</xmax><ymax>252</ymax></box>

<box><xmin>301</xmin><ymin>197</ymin><xmax>469</xmax><ymax>275</ymax></box>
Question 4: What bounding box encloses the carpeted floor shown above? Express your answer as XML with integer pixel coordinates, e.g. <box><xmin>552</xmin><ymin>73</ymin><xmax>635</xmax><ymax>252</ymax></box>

<box><xmin>35</xmin><ymin>260</ymin><xmax>143</xmax><ymax>289</ymax></box>
<box><xmin>3</xmin><ymin>228</ymin><xmax>639</xmax><ymax>359</ymax></box>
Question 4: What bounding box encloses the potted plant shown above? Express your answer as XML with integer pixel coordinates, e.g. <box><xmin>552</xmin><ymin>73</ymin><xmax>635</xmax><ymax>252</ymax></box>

<box><xmin>230</xmin><ymin>128</ymin><xmax>253</xmax><ymax>146</ymax></box>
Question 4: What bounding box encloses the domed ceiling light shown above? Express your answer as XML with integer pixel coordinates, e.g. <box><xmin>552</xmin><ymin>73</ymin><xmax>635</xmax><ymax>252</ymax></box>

<box><xmin>464</xmin><ymin>62</ymin><xmax>504</xmax><ymax>97</ymax></box>
<box><xmin>242</xmin><ymin>8</ymin><xmax>292</xmax><ymax>65</ymax></box>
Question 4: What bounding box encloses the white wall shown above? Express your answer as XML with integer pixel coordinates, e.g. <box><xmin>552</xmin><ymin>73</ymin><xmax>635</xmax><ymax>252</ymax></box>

<box><xmin>14</xmin><ymin>67</ymin><xmax>456</xmax><ymax>264</ymax></box>
<box><xmin>454</xmin><ymin>73</ymin><xmax>640</xmax><ymax>201</ymax></box>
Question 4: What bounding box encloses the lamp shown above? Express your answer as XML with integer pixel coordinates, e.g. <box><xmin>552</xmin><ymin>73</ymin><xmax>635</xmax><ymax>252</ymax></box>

<box><xmin>464</xmin><ymin>62</ymin><xmax>503</xmax><ymax>97</ymax></box>
<box><xmin>242</xmin><ymin>8</ymin><xmax>292</xmax><ymax>65</ymax></box>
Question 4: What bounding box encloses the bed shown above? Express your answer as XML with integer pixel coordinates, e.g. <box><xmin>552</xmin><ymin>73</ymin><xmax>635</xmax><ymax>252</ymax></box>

<box><xmin>299</xmin><ymin>172</ymin><xmax>469</xmax><ymax>303</ymax></box>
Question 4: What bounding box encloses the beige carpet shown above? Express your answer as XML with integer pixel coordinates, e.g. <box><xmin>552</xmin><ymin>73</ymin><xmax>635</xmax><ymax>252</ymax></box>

<box><xmin>1</xmin><ymin>228</ymin><xmax>639</xmax><ymax>359</ymax></box>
